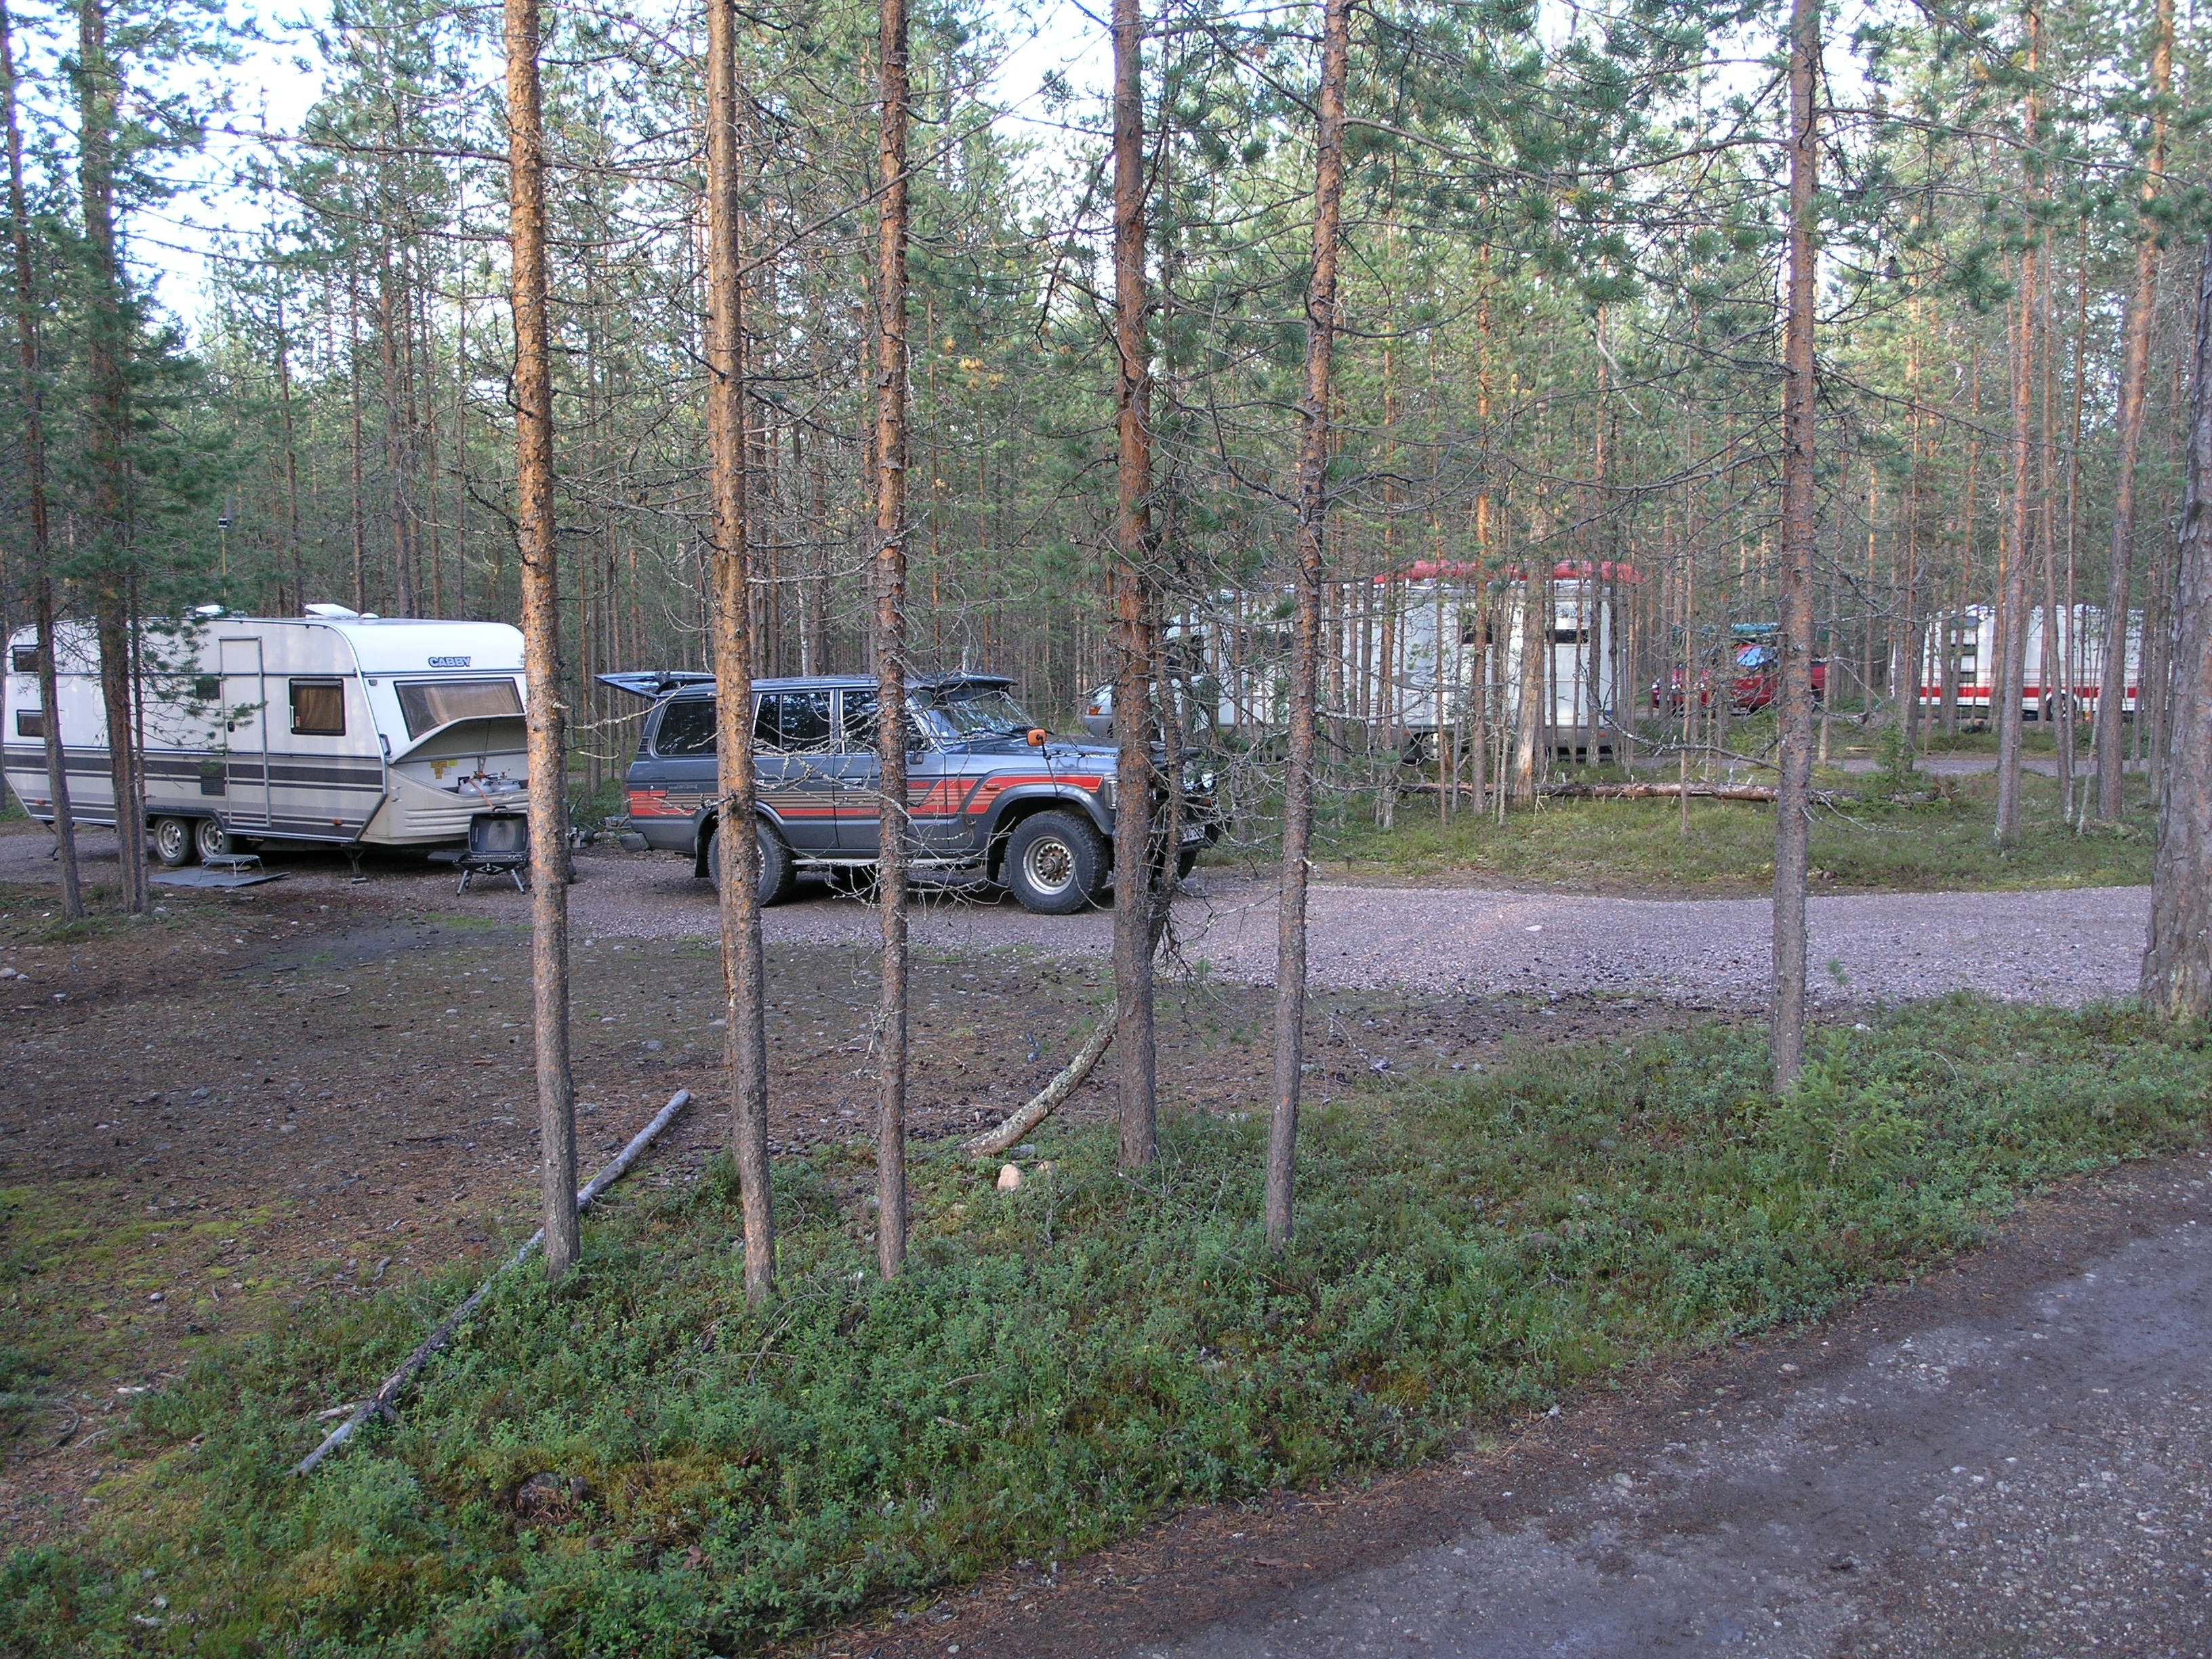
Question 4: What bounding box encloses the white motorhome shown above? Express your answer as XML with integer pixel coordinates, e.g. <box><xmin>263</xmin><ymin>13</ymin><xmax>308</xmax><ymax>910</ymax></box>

<box><xmin>1917</xmin><ymin>605</ymin><xmax>2142</xmax><ymax>718</ymax></box>
<box><xmin>3</xmin><ymin>607</ymin><xmax>530</xmax><ymax>865</ymax></box>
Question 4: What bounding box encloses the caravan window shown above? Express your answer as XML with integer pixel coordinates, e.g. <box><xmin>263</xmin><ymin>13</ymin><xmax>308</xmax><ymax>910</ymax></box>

<box><xmin>15</xmin><ymin>708</ymin><xmax>43</xmax><ymax>738</ymax></box>
<box><xmin>290</xmin><ymin>679</ymin><xmax>348</xmax><ymax>736</ymax></box>
<box><xmin>11</xmin><ymin>644</ymin><xmax>39</xmax><ymax>673</ymax></box>
<box><xmin>396</xmin><ymin>678</ymin><xmax>523</xmax><ymax>738</ymax></box>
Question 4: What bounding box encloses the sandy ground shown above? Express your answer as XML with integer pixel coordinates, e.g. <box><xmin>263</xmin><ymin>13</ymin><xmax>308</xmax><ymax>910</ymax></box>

<box><xmin>0</xmin><ymin>826</ymin><xmax>2153</xmax><ymax>1008</ymax></box>
<box><xmin>835</xmin><ymin>1149</ymin><xmax>2212</xmax><ymax>1659</ymax></box>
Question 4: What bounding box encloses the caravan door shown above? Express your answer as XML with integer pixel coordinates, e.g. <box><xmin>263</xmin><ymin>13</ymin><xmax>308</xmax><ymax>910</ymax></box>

<box><xmin>220</xmin><ymin>636</ymin><xmax>272</xmax><ymax>830</ymax></box>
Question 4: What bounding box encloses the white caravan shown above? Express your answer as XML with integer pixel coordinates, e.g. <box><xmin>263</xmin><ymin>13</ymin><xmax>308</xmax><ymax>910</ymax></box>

<box><xmin>3</xmin><ymin>607</ymin><xmax>530</xmax><ymax>865</ymax></box>
<box><xmin>1087</xmin><ymin>562</ymin><xmax>1631</xmax><ymax>760</ymax></box>
<box><xmin>1917</xmin><ymin>605</ymin><xmax>2142</xmax><ymax>718</ymax></box>
<box><xmin>1086</xmin><ymin>571</ymin><xmax>1491</xmax><ymax>745</ymax></box>
<box><xmin>1496</xmin><ymin>565</ymin><xmax>1632</xmax><ymax>758</ymax></box>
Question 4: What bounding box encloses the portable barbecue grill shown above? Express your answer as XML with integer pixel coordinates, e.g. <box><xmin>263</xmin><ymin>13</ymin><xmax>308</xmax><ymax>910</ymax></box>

<box><xmin>455</xmin><ymin>811</ymin><xmax>529</xmax><ymax>893</ymax></box>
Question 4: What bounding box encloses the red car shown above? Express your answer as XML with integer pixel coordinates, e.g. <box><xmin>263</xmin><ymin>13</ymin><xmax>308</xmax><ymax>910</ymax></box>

<box><xmin>1653</xmin><ymin>643</ymin><xmax>1826</xmax><ymax>715</ymax></box>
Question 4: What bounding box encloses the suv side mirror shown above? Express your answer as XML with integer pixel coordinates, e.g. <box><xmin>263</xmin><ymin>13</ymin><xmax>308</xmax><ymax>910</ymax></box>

<box><xmin>1026</xmin><ymin>728</ymin><xmax>1048</xmax><ymax>747</ymax></box>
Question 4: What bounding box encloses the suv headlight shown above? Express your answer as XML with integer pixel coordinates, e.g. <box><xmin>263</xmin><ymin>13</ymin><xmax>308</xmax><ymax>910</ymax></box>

<box><xmin>1098</xmin><ymin>778</ymin><xmax>1115</xmax><ymax>811</ymax></box>
<box><xmin>1182</xmin><ymin>766</ymin><xmax>1214</xmax><ymax>795</ymax></box>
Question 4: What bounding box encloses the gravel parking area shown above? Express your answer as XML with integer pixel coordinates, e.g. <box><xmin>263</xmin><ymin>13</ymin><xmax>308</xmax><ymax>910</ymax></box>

<box><xmin>1</xmin><ymin>823</ymin><xmax>2151</xmax><ymax>1008</ymax></box>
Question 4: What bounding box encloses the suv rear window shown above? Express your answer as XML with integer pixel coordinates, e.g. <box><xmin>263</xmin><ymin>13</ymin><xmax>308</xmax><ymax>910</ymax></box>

<box><xmin>396</xmin><ymin>678</ymin><xmax>522</xmax><ymax>738</ymax></box>
<box><xmin>655</xmin><ymin>697</ymin><xmax>715</xmax><ymax>756</ymax></box>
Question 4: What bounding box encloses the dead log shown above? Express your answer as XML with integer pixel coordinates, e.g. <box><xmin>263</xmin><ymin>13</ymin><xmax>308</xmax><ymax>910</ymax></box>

<box><xmin>964</xmin><ymin>1003</ymin><xmax>1115</xmax><ymax>1159</ymax></box>
<box><xmin>295</xmin><ymin>1088</ymin><xmax>691</xmax><ymax>1475</ymax></box>
<box><xmin>1536</xmin><ymin>782</ymin><xmax>1845</xmax><ymax>804</ymax></box>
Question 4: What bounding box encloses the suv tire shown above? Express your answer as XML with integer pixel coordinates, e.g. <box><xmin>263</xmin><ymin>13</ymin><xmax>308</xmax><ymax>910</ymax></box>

<box><xmin>1004</xmin><ymin>810</ymin><xmax>1107</xmax><ymax>914</ymax></box>
<box><xmin>710</xmin><ymin>821</ymin><xmax>799</xmax><ymax>907</ymax></box>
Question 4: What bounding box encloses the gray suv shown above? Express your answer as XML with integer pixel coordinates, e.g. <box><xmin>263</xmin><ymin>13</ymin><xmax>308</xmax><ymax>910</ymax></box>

<box><xmin>606</xmin><ymin>672</ymin><xmax>1215</xmax><ymax>914</ymax></box>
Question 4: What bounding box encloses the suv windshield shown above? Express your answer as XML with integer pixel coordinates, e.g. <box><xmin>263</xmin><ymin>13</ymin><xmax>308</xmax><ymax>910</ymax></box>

<box><xmin>914</xmin><ymin>684</ymin><xmax>1033</xmax><ymax>741</ymax></box>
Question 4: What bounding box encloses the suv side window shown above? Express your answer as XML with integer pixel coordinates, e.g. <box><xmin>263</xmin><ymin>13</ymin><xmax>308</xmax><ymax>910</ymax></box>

<box><xmin>654</xmin><ymin>697</ymin><xmax>716</xmax><ymax>756</ymax></box>
<box><xmin>840</xmin><ymin>688</ymin><xmax>879</xmax><ymax>748</ymax></box>
<box><xmin>760</xmin><ymin>690</ymin><xmax>835</xmax><ymax>753</ymax></box>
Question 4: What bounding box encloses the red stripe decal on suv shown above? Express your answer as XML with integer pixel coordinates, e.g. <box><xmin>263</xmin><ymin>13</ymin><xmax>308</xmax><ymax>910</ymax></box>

<box><xmin>963</xmin><ymin>775</ymin><xmax>1103</xmax><ymax>814</ymax></box>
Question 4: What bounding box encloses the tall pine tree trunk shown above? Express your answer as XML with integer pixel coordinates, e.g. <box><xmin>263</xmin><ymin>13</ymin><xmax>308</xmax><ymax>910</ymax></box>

<box><xmin>1513</xmin><ymin>561</ymin><xmax>1544</xmax><ymax>802</ymax></box>
<box><xmin>2</xmin><ymin>0</ymin><xmax>79</xmax><ymax>920</ymax></box>
<box><xmin>705</xmin><ymin>0</ymin><xmax>773</xmax><ymax>1303</ymax></box>
<box><xmin>872</xmin><ymin>0</ymin><xmax>912</xmax><ymax>1279</ymax></box>
<box><xmin>1770</xmin><ymin>0</ymin><xmax>1819</xmax><ymax>1087</ymax></box>
<box><xmin>504</xmin><ymin>0</ymin><xmax>578</xmax><ymax>1279</ymax></box>
<box><xmin>2142</xmin><ymin>229</ymin><xmax>2212</xmax><ymax>1018</ymax></box>
<box><xmin>76</xmin><ymin>0</ymin><xmax>146</xmax><ymax>913</ymax></box>
<box><xmin>2097</xmin><ymin>0</ymin><xmax>2173</xmax><ymax>820</ymax></box>
<box><xmin>1110</xmin><ymin>0</ymin><xmax>1158</xmax><ymax>1170</ymax></box>
<box><xmin>1265</xmin><ymin>0</ymin><xmax>1349</xmax><ymax>1248</ymax></box>
<box><xmin>348</xmin><ymin>282</ymin><xmax>369</xmax><ymax>611</ymax></box>
<box><xmin>377</xmin><ymin>262</ymin><xmax>418</xmax><ymax>615</ymax></box>
<box><xmin>275</xmin><ymin>291</ymin><xmax>304</xmax><ymax>613</ymax></box>
<box><xmin>1993</xmin><ymin>3</ymin><xmax>2042</xmax><ymax>845</ymax></box>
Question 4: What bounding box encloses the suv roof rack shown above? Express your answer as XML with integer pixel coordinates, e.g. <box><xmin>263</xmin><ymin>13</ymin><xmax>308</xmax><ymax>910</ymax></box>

<box><xmin>598</xmin><ymin>670</ymin><xmax>716</xmax><ymax>698</ymax></box>
<box><xmin>600</xmin><ymin>670</ymin><xmax>1018</xmax><ymax>699</ymax></box>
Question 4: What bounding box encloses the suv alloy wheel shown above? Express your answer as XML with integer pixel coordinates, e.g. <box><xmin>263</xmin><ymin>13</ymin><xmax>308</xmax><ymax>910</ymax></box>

<box><xmin>1003</xmin><ymin>810</ymin><xmax>1107</xmax><ymax>914</ymax></box>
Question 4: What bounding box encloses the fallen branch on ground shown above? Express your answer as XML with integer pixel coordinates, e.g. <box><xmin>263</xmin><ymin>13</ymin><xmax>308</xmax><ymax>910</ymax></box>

<box><xmin>295</xmin><ymin>1088</ymin><xmax>692</xmax><ymax>1475</ymax></box>
<box><xmin>1537</xmin><ymin>782</ymin><xmax>1843</xmax><ymax>804</ymax></box>
<box><xmin>964</xmin><ymin>1005</ymin><xmax>1116</xmax><ymax>1158</ymax></box>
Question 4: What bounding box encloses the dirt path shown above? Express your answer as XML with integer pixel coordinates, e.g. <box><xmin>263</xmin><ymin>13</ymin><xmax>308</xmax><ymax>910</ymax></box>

<box><xmin>1</xmin><ymin>826</ymin><xmax>2152</xmax><ymax>1008</ymax></box>
<box><xmin>834</xmin><ymin>1149</ymin><xmax>2212</xmax><ymax>1659</ymax></box>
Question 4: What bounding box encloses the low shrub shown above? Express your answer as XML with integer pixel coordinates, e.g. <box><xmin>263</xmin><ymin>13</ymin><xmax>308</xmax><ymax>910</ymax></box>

<box><xmin>7</xmin><ymin>997</ymin><xmax>2204</xmax><ymax>1656</ymax></box>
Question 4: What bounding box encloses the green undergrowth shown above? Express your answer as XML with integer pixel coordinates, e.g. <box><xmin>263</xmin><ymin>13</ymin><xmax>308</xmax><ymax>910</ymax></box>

<box><xmin>8</xmin><ymin>998</ymin><xmax>2208</xmax><ymax>1656</ymax></box>
<box><xmin>1313</xmin><ymin>767</ymin><xmax>2154</xmax><ymax>894</ymax></box>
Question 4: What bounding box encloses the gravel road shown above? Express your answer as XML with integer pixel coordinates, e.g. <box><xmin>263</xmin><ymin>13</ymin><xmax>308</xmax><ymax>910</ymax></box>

<box><xmin>1</xmin><ymin>823</ymin><xmax>2151</xmax><ymax>1008</ymax></box>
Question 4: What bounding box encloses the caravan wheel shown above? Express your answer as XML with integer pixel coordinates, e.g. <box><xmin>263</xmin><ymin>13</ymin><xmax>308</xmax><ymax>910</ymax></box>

<box><xmin>194</xmin><ymin>818</ymin><xmax>230</xmax><ymax>861</ymax></box>
<box><xmin>152</xmin><ymin>817</ymin><xmax>195</xmax><ymax>867</ymax></box>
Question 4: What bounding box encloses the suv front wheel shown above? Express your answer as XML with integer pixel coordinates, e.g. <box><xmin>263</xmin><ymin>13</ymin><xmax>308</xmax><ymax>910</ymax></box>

<box><xmin>1003</xmin><ymin>810</ymin><xmax>1107</xmax><ymax>915</ymax></box>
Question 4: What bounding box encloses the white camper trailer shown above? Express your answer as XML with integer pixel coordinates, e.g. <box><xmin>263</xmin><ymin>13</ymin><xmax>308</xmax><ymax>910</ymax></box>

<box><xmin>1086</xmin><ymin>571</ymin><xmax>1492</xmax><ymax>750</ymax></box>
<box><xmin>1496</xmin><ymin>562</ymin><xmax>1637</xmax><ymax>759</ymax></box>
<box><xmin>1917</xmin><ymin>605</ymin><xmax>2142</xmax><ymax>719</ymax></box>
<box><xmin>2</xmin><ymin>607</ymin><xmax>530</xmax><ymax>864</ymax></box>
<box><xmin>1347</xmin><ymin>562</ymin><xmax>1490</xmax><ymax>754</ymax></box>
<box><xmin>1089</xmin><ymin>562</ymin><xmax>1634</xmax><ymax>762</ymax></box>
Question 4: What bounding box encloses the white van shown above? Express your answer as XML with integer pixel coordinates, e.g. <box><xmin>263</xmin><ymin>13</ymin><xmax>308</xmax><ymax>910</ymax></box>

<box><xmin>2</xmin><ymin>606</ymin><xmax>530</xmax><ymax>865</ymax></box>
